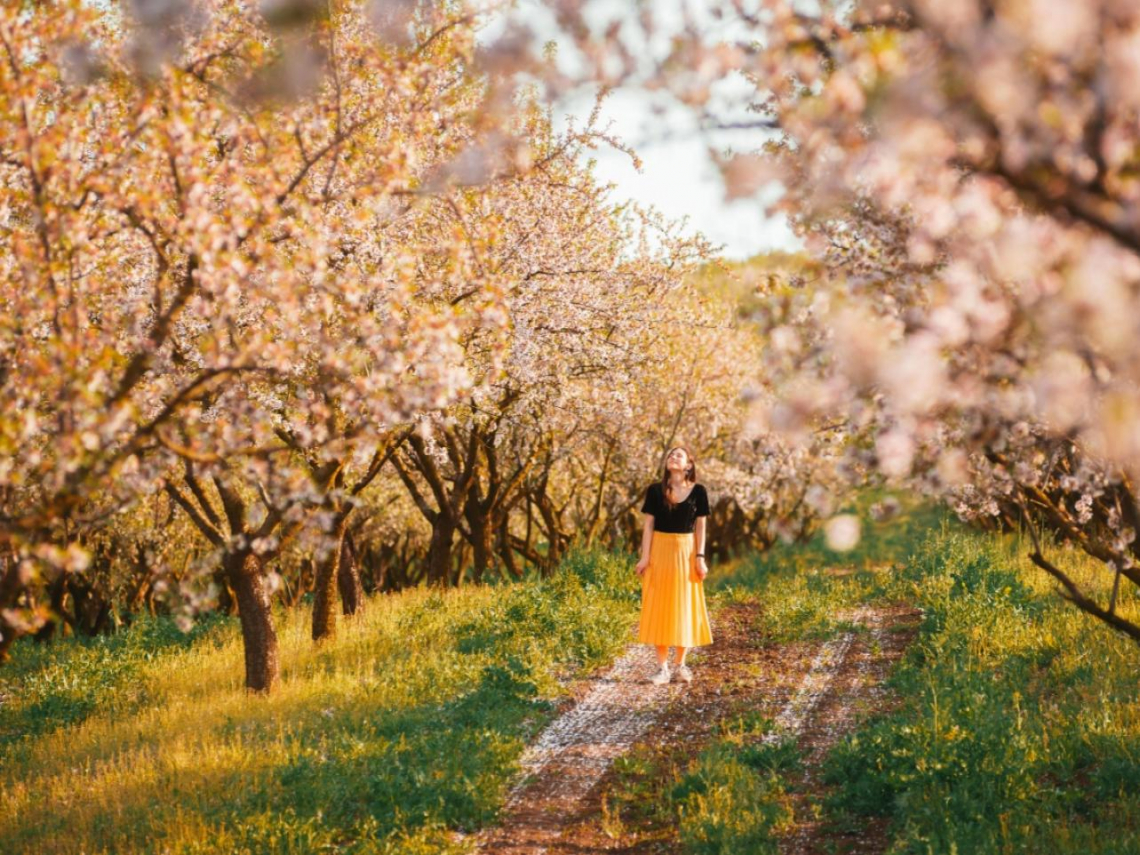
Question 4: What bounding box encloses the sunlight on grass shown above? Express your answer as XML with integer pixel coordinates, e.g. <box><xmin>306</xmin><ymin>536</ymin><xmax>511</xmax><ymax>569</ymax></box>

<box><xmin>620</xmin><ymin>495</ymin><xmax>1140</xmax><ymax>854</ymax></box>
<box><xmin>9</xmin><ymin>499</ymin><xmax>1140</xmax><ymax>855</ymax></box>
<box><xmin>0</xmin><ymin>551</ymin><xmax>639</xmax><ymax>854</ymax></box>
<box><xmin>710</xmin><ymin>491</ymin><xmax>946</xmax><ymax>643</ymax></box>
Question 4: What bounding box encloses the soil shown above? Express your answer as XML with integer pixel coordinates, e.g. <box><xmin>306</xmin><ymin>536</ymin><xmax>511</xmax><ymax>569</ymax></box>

<box><xmin>473</xmin><ymin>598</ymin><xmax>922</xmax><ymax>855</ymax></box>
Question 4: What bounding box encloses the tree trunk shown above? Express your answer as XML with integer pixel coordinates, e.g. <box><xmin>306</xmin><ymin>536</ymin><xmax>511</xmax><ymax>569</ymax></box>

<box><xmin>124</xmin><ymin>543</ymin><xmax>159</xmax><ymax>615</ymax></box>
<box><xmin>66</xmin><ymin>575</ymin><xmax>112</xmax><ymax>636</ymax></box>
<box><xmin>427</xmin><ymin>516</ymin><xmax>457</xmax><ymax>586</ymax></box>
<box><xmin>312</xmin><ymin>513</ymin><xmax>350</xmax><ymax>642</ymax></box>
<box><xmin>0</xmin><ymin>552</ymin><xmax>26</xmax><ymax>663</ymax></box>
<box><xmin>468</xmin><ymin>514</ymin><xmax>496</xmax><ymax>584</ymax></box>
<box><xmin>226</xmin><ymin>551</ymin><xmax>279</xmax><ymax>693</ymax></box>
<box><xmin>524</xmin><ymin>497</ymin><xmax>535</xmax><ymax>575</ymax></box>
<box><xmin>534</xmin><ymin>494</ymin><xmax>568</xmax><ymax>574</ymax></box>
<box><xmin>584</xmin><ymin>442</ymin><xmax>614</xmax><ymax>547</ymax></box>
<box><xmin>33</xmin><ymin>571</ymin><xmax>69</xmax><ymax>642</ymax></box>
<box><xmin>452</xmin><ymin>540</ymin><xmax>471</xmax><ymax>587</ymax></box>
<box><xmin>211</xmin><ymin>565</ymin><xmax>237</xmax><ymax>615</ymax></box>
<box><xmin>361</xmin><ymin>543</ymin><xmax>386</xmax><ymax>593</ymax></box>
<box><xmin>499</xmin><ymin>516</ymin><xmax>521</xmax><ymax>580</ymax></box>
<box><xmin>337</xmin><ymin>530</ymin><xmax>364</xmax><ymax>616</ymax></box>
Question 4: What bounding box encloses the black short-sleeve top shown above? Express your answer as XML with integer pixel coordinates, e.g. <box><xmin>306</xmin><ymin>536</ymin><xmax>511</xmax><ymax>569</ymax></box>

<box><xmin>640</xmin><ymin>482</ymin><xmax>710</xmax><ymax>534</ymax></box>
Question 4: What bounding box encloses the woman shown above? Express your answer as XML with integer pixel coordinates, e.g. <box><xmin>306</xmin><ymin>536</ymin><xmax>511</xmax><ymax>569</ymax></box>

<box><xmin>635</xmin><ymin>445</ymin><xmax>713</xmax><ymax>684</ymax></box>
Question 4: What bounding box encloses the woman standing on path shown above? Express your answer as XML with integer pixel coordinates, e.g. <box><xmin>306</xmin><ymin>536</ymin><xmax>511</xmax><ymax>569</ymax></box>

<box><xmin>635</xmin><ymin>445</ymin><xmax>713</xmax><ymax>684</ymax></box>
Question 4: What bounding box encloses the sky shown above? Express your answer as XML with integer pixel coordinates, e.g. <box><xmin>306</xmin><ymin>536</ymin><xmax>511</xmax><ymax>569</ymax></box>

<box><xmin>553</xmin><ymin>88</ymin><xmax>798</xmax><ymax>260</ymax></box>
<box><xmin>488</xmin><ymin>0</ymin><xmax>800</xmax><ymax>261</ymax></box>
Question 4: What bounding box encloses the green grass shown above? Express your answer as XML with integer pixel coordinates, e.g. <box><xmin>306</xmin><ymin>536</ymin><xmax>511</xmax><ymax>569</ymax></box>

<box><xmin>603</xmin><ymin>712</ymin><xmax>798</xmax><ymax>854</ymax></box>
<box><xmin>0</xmin><ymin>549</ymin><xmax>639</xmax><ymax>854</ymax></box>
<box><xmin>10</xmin><ymin>492</ymin><xmax>1140</xmax><ymax>855</ymax></box>
<box><xmin>712</xmin><ymin>489</ymin><xmax>950</xmax><ymax>591</ymax></box>
<box><xmin>613</xmin><ymin>491</ymin><xmax>1140</xmax><ymax>855</ymax></box>
<box><xmin>712</xmin><ymin>491</ymin><xmax>947</xmax><ymax>643</ymax></box>
<box><xmin>821</xmin><ymin>527</ymin><xmax>1140</xmax><ymax>854</ymax></box>
<box><xmin>0</xmin><ymin>612</ymin><xmax>231</xmax><ymax>746</ymax></box>
<box><xmin>674</xmin><ymin>736</ymin><xmax>796</xmax><ymax>855</ymax></box>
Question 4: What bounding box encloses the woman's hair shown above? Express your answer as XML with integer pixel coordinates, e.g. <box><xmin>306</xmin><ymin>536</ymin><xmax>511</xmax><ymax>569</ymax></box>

<box><xmin>660</xmin><ymin>445</ymin><xmax>697</xmax><ymax>509</ymax></box>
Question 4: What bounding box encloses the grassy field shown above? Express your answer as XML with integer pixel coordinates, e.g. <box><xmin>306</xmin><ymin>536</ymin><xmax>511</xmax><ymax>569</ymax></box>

<box><xmin>0</xmin><ymin>552</ymin><xmax>639</xmax><ymax>854</ymax></box>
<box><xmin>6</xmin><ymin>495</ymin><xmax>1140</xmax><ymax>854</ymax></box>
<box><xmin>596</xmin><ymin>490</ymin><xmax>945</xmax><ymax>853</ymax></box>
<box><xmin>821</xmin><ymin>526</ymin><xmax>1140</xmax><ymax>854</ymax></box>
<box><xmin>605</xmin><ymin>494</ymin><xmax>1140</xmax><ymax>854</ymax></box>
<box><xmin>704</xmin><ymin>490</ymin><xmax>949</xmax><ymax>652</ymax></box>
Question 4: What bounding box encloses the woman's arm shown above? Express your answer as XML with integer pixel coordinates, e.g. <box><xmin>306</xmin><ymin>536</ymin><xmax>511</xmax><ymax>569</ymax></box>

<box><xmin>694</xmin><ymin>516</ymin><xmax>708</xmax><ymax>579</ymax></box>
<box><xmin>635</xmin><ymin>514</ymin><xmax>654</xmax><ymax>576</ymax></box>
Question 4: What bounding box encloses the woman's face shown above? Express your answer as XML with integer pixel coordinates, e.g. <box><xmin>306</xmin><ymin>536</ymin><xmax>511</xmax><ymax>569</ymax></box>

<box><xmin>666</xmin><ymin>447</ymin><xmax>690</xmax><ymax>474</ymax></box>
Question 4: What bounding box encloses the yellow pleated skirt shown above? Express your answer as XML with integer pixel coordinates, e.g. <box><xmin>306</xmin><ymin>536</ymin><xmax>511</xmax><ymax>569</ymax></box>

<box><xmin>638</xmin><ymin>531</ymin><xmax>713</xmax><ymax>648</ymax></box>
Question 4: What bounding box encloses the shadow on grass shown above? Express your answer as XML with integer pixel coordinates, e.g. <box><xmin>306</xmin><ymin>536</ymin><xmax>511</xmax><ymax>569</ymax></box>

<box><xmin>3</xmin><ymin>549</ymin><xmax>643</xmax><ymax>854</ymax></box>
<box><xmin>0</xmin><ymin>613</ymin><xmax>232</xmax><ymax>748</ymax></box>
<box><xmin>4</xmin><ymin>656</ymin><xmax>553</xmax><ymax>855</ymax></box>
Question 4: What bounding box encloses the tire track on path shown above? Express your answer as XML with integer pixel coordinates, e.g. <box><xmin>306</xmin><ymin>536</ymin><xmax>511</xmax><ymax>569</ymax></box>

<box><xmin>779</xmin><ymin>605</ymin><xmax>921</xmax><ymax>855</ymax></box>
<box><xmin>474</xmin><ymin>601</ymin><xmax>920</xmax><ymax>854</ymax></box>
<box><xmin>474</xmin><ymin>642</ymin><xmax>682</xmax><ymax>854</ymax></box>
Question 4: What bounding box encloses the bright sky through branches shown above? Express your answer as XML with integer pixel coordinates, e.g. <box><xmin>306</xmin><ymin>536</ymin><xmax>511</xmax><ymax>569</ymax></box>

<box><xmin>556</xmin><ymin>88</ymin><xmax>798</xmax><ymax>259</ymax></box>
<box><xmin>488</xmin><ymin>0</ymin><xmax>800</xmax><ymax>259</ymax></box>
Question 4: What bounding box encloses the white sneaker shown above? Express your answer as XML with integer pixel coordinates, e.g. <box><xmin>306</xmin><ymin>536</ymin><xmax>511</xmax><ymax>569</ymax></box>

<box><xmin>674</xmin><ymin>664</ymin><xmax>693</xmax><ymax>683</ymax></box>
<box><xmin>649</xmin><ymin>663</ymin><xmax>671</xmax><ymax>685</ymax></box>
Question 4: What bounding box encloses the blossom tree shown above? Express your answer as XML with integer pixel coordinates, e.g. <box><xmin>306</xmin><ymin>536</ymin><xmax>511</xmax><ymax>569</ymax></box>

<box><xmin>535</xmin><ymin>0</ymin><xmax>1140</xmax><ymax>637</ymax></box>
<box><xmin>389</xmin><ymin>101</ymin><xmax>716</xmax><ymax>583</ymax></box>
<box><xmin>0</xmin><ymin>0</ymin><xmax>504</xmax><ymax>680</ymax></box>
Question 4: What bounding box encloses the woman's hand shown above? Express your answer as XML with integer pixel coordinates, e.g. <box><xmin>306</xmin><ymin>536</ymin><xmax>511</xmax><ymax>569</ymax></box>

<box><xmin>635</xmin><ymin>557</ymin><xmax>649</xmax><ymax>577</ymax></box>
<box><xmin>694</xmin><ymin>557</ymin><xmax>709</xmax><ymax>580</ymax></box>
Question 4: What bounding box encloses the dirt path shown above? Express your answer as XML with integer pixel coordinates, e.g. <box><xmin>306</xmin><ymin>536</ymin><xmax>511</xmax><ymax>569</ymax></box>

<box><xmin>473</xmin><ymin>644</ymin><xmax>684</xmax><ymax>854</ymax></box>
<box><xmin>474</xmin><ymin>600</ymin><xmax>921</xmax><ymax>854</ymax></box>
<box><xmin>778</xmin><ymin>604</ymin><xmax>920</xmax><ymax>855</ymax></box>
